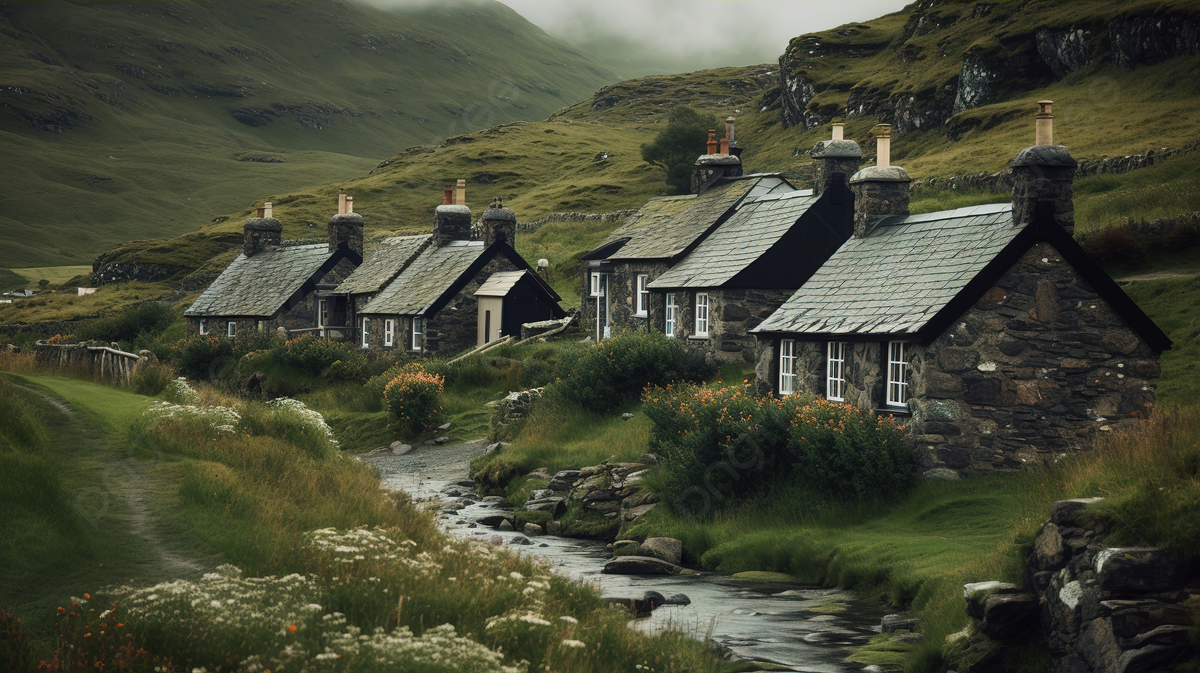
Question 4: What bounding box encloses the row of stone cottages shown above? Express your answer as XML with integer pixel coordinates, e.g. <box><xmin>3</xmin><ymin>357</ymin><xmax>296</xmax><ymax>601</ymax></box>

<box><xmin>579</xmin><ymin>104</ymin><xmax>1170</xmax><ymax>476</ymax></box>
<box><xmin>184</xmin><ymin>185</ymin><xmax>565</xmax><ymax>355</ymax></box>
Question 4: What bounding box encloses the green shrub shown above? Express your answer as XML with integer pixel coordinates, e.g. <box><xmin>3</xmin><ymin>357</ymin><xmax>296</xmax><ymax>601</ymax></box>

<box><xmin>643</xmin><ymin>383</ymin><xmax>913</xmax><ymax>509</ymax></box>
<box><xmin>130</xmin><ymin>359</ymin><xmax>174</xmax><ymax>397</ymax></box>
<box><xmin>276</xmin><ymin>335</ymin><xmax>362</xmax><ymax>377</ymax></box>
<box><xmin>74</xmin><ymin>302</ymin><xmax>177</xmax><ymax>346</ymax></box>
<box><xmin>518</xmin><ymin>357</ymin><xmax>555</xmax><ymax>389</ymax></box>
<box><xmin>548</xmin><ymin>330</ymin><xmax>715</xmax><ymax>412</ymax></box>
<box><xmin>321</xmin><ymin>357</ymin><xmax>368</xmax><ymax>382</ymax></box>
<box><xmin>383</xmin><ymin>363</ymin><xmax>446</xmax><ymax>434</ymax></box>
<box><xmin>164</xmin><ymin>335</ymin><xmax>235</xmax><ymax>380</ymax></box>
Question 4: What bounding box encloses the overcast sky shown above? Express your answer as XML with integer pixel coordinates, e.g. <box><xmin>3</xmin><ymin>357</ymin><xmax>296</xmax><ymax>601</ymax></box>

<box><xmin>361</xmin><ymin>0</ymin><xmax>911</xmax><ymax>77</ymax></box>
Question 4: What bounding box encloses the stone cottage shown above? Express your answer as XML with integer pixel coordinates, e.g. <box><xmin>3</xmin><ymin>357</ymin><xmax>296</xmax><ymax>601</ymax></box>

<box><xmin>752</xmin><ymin>107</ymin><xmax>1171</xmax><ymax>475</ymax></box>
<box><xmin>184</xmin><ymin>199</ymin><xmax>363</xmax><ymax>337</ymax></box>
<box><xmin>580</xmin><ymin>120</ymin><xmax>796</xmax><ymax>344</ymax></box>
<box><xmin>355</xmin><ymin>198</ymin><xmax>564</xmax><ymax>355</ymax></box>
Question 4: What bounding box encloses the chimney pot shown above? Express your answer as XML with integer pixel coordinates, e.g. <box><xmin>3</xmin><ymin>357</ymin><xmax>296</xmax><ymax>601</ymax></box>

<box><xmin>256</xmin><ymin>206</ymin><xmax>266</xmax><ymax>218</ymax></box>
<box><xmin>338</xmin><ymin>191</ymin><xmax>347</xmax><ymax>214</ymax></box>
<box><xmin>536</xmin><ymin>258</ymin><xmax>549</xmax><ymax>282</ymax></box>
<box><xmin>706</xmin><ymin>129</ymin><xmax>718</xmax><ymax>155</ymax></box>
<box><xmin>455</xmin><ymin>179</ymin><xmax>466</xmax><ymax>206</ymax></box>
<box><xmin>719</xmin><ymin>137</ymin><xmax>730</xmax><ymax>155</ymax></box>
<box><xmin>344</xmin><ymin>196</ymin><xmax>353</xmax><ymax>214</ymax></box>
<box><xmin>263</xmin><ymin>201</ymin><xmax>272</xmax><ymax>219</ymax></box>
<box><xmin>831</xmin><ymin>121</ymin><xmax>844</xmax><ymax>141</ymax></box>
<box><xmin>1035</xmin><ymin>99</ymin><xmax>1054</xmax><ymax>146</ymax></box>
<box><xmin>873</xmin><ymin>124</ymin><xmax>891</xmax><ymax>167</ymax></box>
<box><xmin>443</xmin><ymin>186</ymin><xmax>453</xmax><ymax>205</ymax></box>
<box><xmin>724</xmin><ymin>116</ymin><xmax>736</xmax><ymax>144</ymax></box>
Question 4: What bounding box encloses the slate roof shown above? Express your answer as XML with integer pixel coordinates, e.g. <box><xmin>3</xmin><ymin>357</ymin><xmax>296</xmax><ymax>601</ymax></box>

<box><xmin>753</xmin><ymin>204</ymin><xmax>1017</xmax><ymax>336</ymax></box>
<box><xmin>335</xmin><ymin>235</ymin><xmax>429</xmax><ymax>295</ymax></box>
<box><xmin>602</xmin><ymin>180</ymin><xmax>757</xmax><ymax>261</ymax></box>
<box><xmin>474</xmin><ymin>270</ymin><xmax>530</xmax><ymax>297</ymax></box>
<box><xmin>649</xmin><ymin>189</ymin><xmax>817</xmax><ymax>289</ymax></box>
<box><xmin>185</xmin><ymin>244</ymin><xmax>336</xmax><ymax>318</ymax></box>
<box><xmin>359</xmin><ymin>241</ymin><xmax>486</xmax><ymax>316</ymax></box>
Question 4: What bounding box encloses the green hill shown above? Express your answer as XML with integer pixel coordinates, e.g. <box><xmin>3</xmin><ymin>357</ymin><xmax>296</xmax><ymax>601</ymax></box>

<box><xmin>0</xmin><ymin>0</ymin><xmax>617</xmax><ymax>268</ymax></box>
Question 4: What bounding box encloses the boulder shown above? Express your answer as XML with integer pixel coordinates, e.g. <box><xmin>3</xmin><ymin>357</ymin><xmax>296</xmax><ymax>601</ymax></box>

<box><xmin>602</xmin><ymin>555</ymin><xmax>682</xmax><ymax>576</ymax></box>
<box><xmin>524</xmin><ymin>497</ymin><xmax>565</xmax><ymax>517</ymax></box>
<box><xmin>476</xmin><ymin>515</ymin><xmax>509</xmax><ymax>528</ymax></box>
<box><xmin>639</xmin><ymin>537</ymin><xmax>683</xmax><ymax>565</ymax></box>
<box><xmin>437</xmin><ymin>422</ymin><xmax>452</xmax><ymax>431</ymax></box>
<box><xmin>523</xmin><ymin>523</ymin><xmax>543</xmax><ymax>537</ymax></box>
<box><xmin>1103</xmin><ymin>599</ymin><xmax>1195</xmax><ymax>638</ymax></box>
<box><xmin>665</xmin><ymin>593</ymin><xmax>691</xmax><ymax>606</ymax></box>
<box><xmin>509</xmin><ymin>535</ymin><xmax>531</xmax><ymax>545</ymax></box>
<box><xmin>881</xmin><ymin>614</ymin><xmax>918</xmax><ymax>633</ymax></box>
<box><xmin>548</xmin><ymin>469</ymin><xmax>581</xmax><ymax>491</ymax></box>
<box><xmin>1031</xmin><ymin>523</ymin><xmax>1066</xmax><ymax>571</ymax></box>
<box><xmin>545</xmin><ymin>521</ymin><xmax>562</xmax><ymax>535</ymax></box>
<box><xmin>389</xmin><ymin>441</ymin><xmax>412</xmax><ymax>455</ymax></box>
<box><xmin>621</xmin><ymin>412</ymin><xmax>635</xmax><ymax>421</ymax></box>
<box><xmin>981</xmin><ymin>594</ymin><xmax>1039</xmax><ymax>639</ymax></box>
<box><xmin>623</xmin><ymin>503</ymin><xmax>657</xmax><ymax>521</ymax></box>
<box><xmin>433</xmin><ymin>435</ymin><xmax>450</xmax><ymax>445</ymax></box>
<box><xmin>1051</xmin><ymin>498</ymin><xmax>1104</xmax><ymax>527</ymax></box>
<box><xmin>528</xmin><ymin>488</ymin><xmax>553</xmax><ymax>500</ymax></box>
<box><xmin>1077</xmin><ymin>618</ymin><xmax>1122</xmax><ymax>672</ymax></box>
<box><xmin>612</xmin><ymin>540</ymin><xmax>640</xmax><ymax>556</ymax></box>
<box><xmin>586</xmin><ymin>500</ymin><xmax>621</xmax><ymax>514</ymax></box>
<box><xmin>1096</xmin><ymin>547</ymin><xmax>1193</xmax><ymax>593</ymax></box>
<box><xmin>639</xmin><ymin>453</ymin><xmax>658</xmax><ymax>465</ymax></box>
<box><xmin>963</xmin><ymin>581</ymin><xmax>1019</xmax><ymax>620</ymax></box>
<box><xmin>498</xmin><ymin>519</ymin><xmax>514</xmax><ymax>532</ymax></box>
<box><xmin>1114</xmin><ymin>644</ymin><xmax>1189</xmax><ymax>673</ymax></box>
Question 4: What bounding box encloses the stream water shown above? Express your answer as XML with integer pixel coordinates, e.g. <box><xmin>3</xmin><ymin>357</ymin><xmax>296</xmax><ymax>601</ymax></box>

<box><xmin>365</xmin><ymin>447</ymin><xmax>893</xmax><ymax>672</ymax></box>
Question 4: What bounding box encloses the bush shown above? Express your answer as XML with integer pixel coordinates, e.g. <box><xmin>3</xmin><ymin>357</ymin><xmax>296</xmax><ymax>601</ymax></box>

<box><xmin>644</xmin><ymin>383</ymin><xmax>913</xmax><ymax>508</ymax></box>
<box><xmin>383</xmin><ymin>363</ymin><xmax>446</xmax><ymax>434</ymax></box>
<box><xmin>164</xmin><ymin>335</ymin><xmax>235</xmax><ymax>381</ymax></box>
<box><xmin>276</xmin><ymin>335</ymin><xmax>363</xmax><ymax>378</ymax></box>
<box><xmin>549</xmin><ymin>330</ymin><xmax>715</xmax><ymax>412</ymax></box>
<box><xmin>74</xmin><ymin>302</ymin><xmax>177</xmax><ymax>346</ymax></box>
<box><xmin>131</xmin><ymin>359</ymin><xmax>175</xmax><ymax>397</ymax></box>
<box><xmin>519</xmin><ymin>357</ymin><xmax>556</xmax><ymax>388</ymax></box>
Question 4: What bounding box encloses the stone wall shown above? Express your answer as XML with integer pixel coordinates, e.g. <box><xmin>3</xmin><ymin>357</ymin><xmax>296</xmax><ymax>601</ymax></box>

<box><xmin>92</xmin><ymin>262</ymin><xmax>181</xmax><ymax>286</ymax></box>
<box><xmin>579</xmin><ymin>261</ymin><xmax>667</xmax><ymax>341</ymax></box>
<box><xmin>909</xmin><ymin>242</ymin><xmax>1160</xmax><ymax>475</ymax></box>
<box><xmin>949</xmin><ymin>498</ymin><xmax>1198</xmax><ymax>673</ymax></box>
<box><xmin>757</xmin><ymin>339</ymin><xmax>889</xmax><ymax>410</ymax></box>
<box><xmin>691</xmin><ymin>288</ymin><xmax>794</xmax><ymax>364</ymax></box>
<box><xmin>516</xmin><ymin>210</ymin><xmax>637</xmax><ymax>234</ymax></box>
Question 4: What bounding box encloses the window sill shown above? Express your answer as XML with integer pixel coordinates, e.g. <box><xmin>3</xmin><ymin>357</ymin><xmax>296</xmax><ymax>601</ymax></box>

<box><xmin>633</xmin><ymin>312</ymin><xmax>648</xmax><ymax>319</ymax></box>
<box><xmin>875</xmin><ymin>405</ymin><xmax>911</xmax><ymax>417</ymax></box>
<box><xmin>688</xmin><ymin>335</ymin><xmax>709</xmax><ymax>341</ymax></box>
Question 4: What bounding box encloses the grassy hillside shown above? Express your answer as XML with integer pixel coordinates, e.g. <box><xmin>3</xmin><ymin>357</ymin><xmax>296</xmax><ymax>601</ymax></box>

<box><xmin>0</xmin><ymin>0</ymin><xmax>616</xmax><ymax>268</ymax></box>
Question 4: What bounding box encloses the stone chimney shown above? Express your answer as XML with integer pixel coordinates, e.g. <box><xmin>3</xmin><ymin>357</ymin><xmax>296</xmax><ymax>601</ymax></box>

<box><xmin>433</xmin><ymin>204</ymin><xmax>472</xmax><ymax>247</ymax></box>
<box><xmin>454</xmin><ymin>179</ymin><xmax>466</xmax><ymax>207</ymax></box>
<box><xmin>810</xmin><ymin>122</ymin><xmax>862</xmax><ymax>197</ymax></box>
<box><xmin>243</xmin><ymin>212</ymin><xmax>282</xmax><ymax>257</ymax></box>
<box><xmin>482</xmin><ymin>198</ymin><xmax>516</xmax><ymax>247</ymax></box>
<box><xmin>1011</xmin><ymin>100</ymin><xmax>1077</xmax><ymax>234</ymax></box>
<box><xmin>536</xmin><ymin>258</ymin><xmax>549</xmax><ymax>282</ymax></box>
<box><xmin>848</xmin><ymin>124</ymin><xmax>910</xmax><ymax>238</ymax></box>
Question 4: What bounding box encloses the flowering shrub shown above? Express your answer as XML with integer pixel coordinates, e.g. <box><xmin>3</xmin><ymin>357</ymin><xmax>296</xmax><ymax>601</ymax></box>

<box><xmin>383</xmin><ymin>363</ymin><xmax>445</xmax><ymax>433</ymax></box>
<box><xmin>644</xmin><ymin>383</ymin><xmax>912</xmax><ymax>504</ymax></box>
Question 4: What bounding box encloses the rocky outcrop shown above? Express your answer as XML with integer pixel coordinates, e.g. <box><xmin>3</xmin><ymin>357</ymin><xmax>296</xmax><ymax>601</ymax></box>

<box><xmin>948</xmin><ymin>499</ymin><xmax>1199</xmax><ymax>673</ymax></box>
<box><xmin>1109</xmin><ymin>13</ymin><xmax>1200</xmax><ymax>70</ymax></box>
<box><xmin>515</xmin><ymin>210</ymin><xmax>637</xmax><ymax>234</ymax></box>
<box><xmin>489</xmin><ymin>387</ymin><xmax>543</xmax><ymax>440</ymax></box>
<box><xmin>514</xmin><ymin>455</ymin><xmax>660</xmax><ymax>539</ymax></box>
<box><xmin>91</xmin><ymin>261</ymin><xmax>181</xmax><ymax>286</ymax></box>
<box><xmin>1036</xmin><ymin>27</ymin><xmax>1094</xmax><ymax>77</ymax></box>
<box><xmin>953</xmin><ymin>44</ymin><xmax>1054</xmax><ymax>115</ymax></box>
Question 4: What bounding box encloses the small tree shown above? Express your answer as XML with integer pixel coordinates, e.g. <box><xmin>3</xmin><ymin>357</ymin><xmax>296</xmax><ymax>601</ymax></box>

<box><xmin>641</xmin><ymin>107</ymin><xmax>718</xmax><ymax>194</ymax></box>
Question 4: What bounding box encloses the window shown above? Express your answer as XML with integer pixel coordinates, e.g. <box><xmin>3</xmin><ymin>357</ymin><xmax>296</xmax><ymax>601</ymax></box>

<box><xmin>361</xmin><ymin>317</ymin><xmax>369</xmax><ymax>349</ymax></box>
<box><xmin>227</xmin><ymin>321</ymin><xmax>236</xmax><ymax>338</ymax></box>
<box><xmin>694</xmin><ymin>293</ymin><xmax>709</xmax><ymax>337</ymax></box>
<box><xmin>384</xmin><ymin>319</ymin><xmax>394</xmax><ymax>347</ymax></box>
<box><xmin>887</xmin><ymin>341</ymin><xmax>908</xmax><ymax>407</ymax></box>
<box><xmin>827</xmin><ymin>342</ymin><xmax>847</xmax><ymax>402</ymax></box>
<box><xmin>317</xmin><ymin>299</ymin><xmax>327</xmax><ymax>328</ymax></box>
<box><xmin>412</xmin><ymin>317</ymin><xmax>423</xmax><ymax>350</ymax></box>
<box><xmin>779</xmin><ymin>339</ymin><xmax>797</xmax><ymax>395</ymax></box>
<box><xmin>635</xmin><ymin>275</ymin><xmax>649</xmax><ymax>316</ymax></box>
<box><xmin>198</xmin><ymin>319</ymin><xmax>207</xmax><ymax>335</ymax></box>
<box><xmin>590</xmin><ymin>272</ymin><xmax>604</xmax><ymax>297</ymax></box>
<box><xmin>664</xmin><ymin>293</ymin><xmax>677</xmax><ymax>337</ymax></box>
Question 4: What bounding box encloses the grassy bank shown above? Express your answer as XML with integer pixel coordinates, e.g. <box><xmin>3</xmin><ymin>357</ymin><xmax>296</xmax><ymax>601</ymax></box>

<box><xmin>0</xmin><ymin>368</ymin><xmax>735</xmax><ymax>672</ymax></box>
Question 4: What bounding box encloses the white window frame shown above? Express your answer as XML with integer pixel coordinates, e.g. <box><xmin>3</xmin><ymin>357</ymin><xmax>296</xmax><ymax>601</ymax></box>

<box><xmin>694</xmin><ymin>293</ymin><xmax>709</xmax><ymax>337</ymax></box>
<box><xmin>635</xmin><ymin>275</ymin><xmax>649</xmax><ymax>317</ymax></box>
<box><xmin>317</xmin><ymin>299</ymin><xmax>327</xmax><ymax>328</ymax></box>
<box><xmin>779</xmin><ymin>339</ymin><xmax>797</xmax><ymax>396</ymax></box>
<box><xmin>198</xmin><ymin>319</ymin><xmax>207</xmax><ymax>336</ymax></box>
<box><xmin>887</xmin><ymin>341</ymin><xmax>908</xmax><ymax>407</ymax></box>
<box><xmin>411</xmin><ymin>317</ymin><xmax>423</xmax><ymax>351</ymax></box>
<box><xmin>590</xmin><ymin>272</ymin><xmax>604</xmax><ymax>297</ymax></box>
<box><xmin>227</xmin><ymin>321</ymin><xmax>236</xmax><ymax>338</ymax></box>
<box><xmin>826</xmin><ymin>341</ymin><xmax>847</xmax><ymax>402</ymax></box>
<box><xmin>384</xmin><ymin>319</ymin><xmax>394</xmax><ymax>347</ymax></box>
<box><xmin>361</xmin><ymin>317</ymin><xmax>370</xmax><ymax>349</ymax></box>
<box><xmin>664</xmin><ymin>293</ymin><xmax>677</xmax><ymax>338</ymax></box>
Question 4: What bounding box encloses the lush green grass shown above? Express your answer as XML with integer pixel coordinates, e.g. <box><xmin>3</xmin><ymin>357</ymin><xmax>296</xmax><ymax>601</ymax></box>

<box><xmin>0</xmin><ymin>266</ymin><xmax>92</xmax><ymax>291</ymax></box>
<box><xmin>0</xmin><ymin>282</ymin><xmax>178</xmax><ymax>327</ymax></box>
<box><xmin>1122</xmin><ymin>274</ymin><xmax>1200</xmax><ymax>407</ymax></box>
<box><xmin>0</xmin><ymin>0</ymin><xmax>616</xmax><ymax>269</ymax></box>
<box><xmin>1073</xmin><ymin>149</ymin><xmax>1200</xmax><ymax>234</ymax></box>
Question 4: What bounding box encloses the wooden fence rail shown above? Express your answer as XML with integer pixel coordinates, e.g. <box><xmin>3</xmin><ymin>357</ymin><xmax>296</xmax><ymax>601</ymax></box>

<box><xmin>34</xmin><ymin>341</ymin><xmax>152</xmax><ymax>386</ymax></box>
